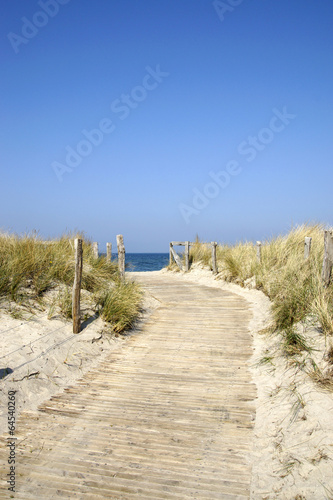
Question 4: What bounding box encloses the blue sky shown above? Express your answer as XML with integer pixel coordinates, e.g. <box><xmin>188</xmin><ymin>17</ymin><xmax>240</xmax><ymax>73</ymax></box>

<box><xmin>1</xmin><ymin>0</ymin><xmax>332</xmax><ymax>251</ymax></box>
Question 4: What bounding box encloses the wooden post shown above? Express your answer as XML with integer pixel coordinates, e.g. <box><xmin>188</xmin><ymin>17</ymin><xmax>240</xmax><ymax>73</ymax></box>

<box><xmin>117</xmin><ymin>235</ymin><xmax>125</xmax><ymax>278</ymax></box>
<box><xmin>256</xmin><ymin>241</ymin><xmax>262</xmax><ymax>264</ymax></box>
<box><xmin>92</xmin><ymin>242</ymin><xmax>99</xmax><ymax>259</ymax></box>
<box><xmin>169</xmin><ymin>245</ymin><xmax>183</xmax><ymax>270</ymax></box>
<box><xmin>72</xmin><ymin>238</ymin><xmax>83</xmax><ymax>334</ymax></box>
<box><xmin>322</xmin><ymin>230</ymin><xmax>333</xmax><ymax>287</ymax></box>
<box><xmin>185</xmin><ymin>241</ymin><xmax>190</xmax><ymax>272</ymax></box>
<box><xmin>169</xmin><ymin>243</ymin><xmax>173</xmax><ymax>266</ymax></box>
<box><xmin>106</xmin><ymin>242</ymin><xmax>112</xmax><ymax>262</ymax></box>
<box><xmin>211</xmin><ymin>242</ymin><xmax>217</xmax><ymax>275</ymax></box>
<box><xmin>304</xmin><ymin>237</ymin><xmax>312</xmax><ymax>260</ymax></box>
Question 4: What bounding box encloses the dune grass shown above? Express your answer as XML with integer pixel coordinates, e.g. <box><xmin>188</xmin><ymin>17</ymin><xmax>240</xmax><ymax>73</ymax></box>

<box><xmin>189</xmin><ymin>225</ymin><xmax>333</xmax><ymax>361</ymax></box>
<box><xmin>0</xmin><ymin>232</ymin><xmax>142</xmax><ymax>333</ymax></box>
<box><xmin>97</xmin><ymin>280</ymin><xmax>143</xmax><ymax>333</ymax></box>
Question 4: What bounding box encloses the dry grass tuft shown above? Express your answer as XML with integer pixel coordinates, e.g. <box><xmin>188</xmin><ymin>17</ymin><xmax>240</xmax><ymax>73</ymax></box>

<box><xmin>98</xmin><ymin>280</ymin><xmax>143</xmax><ymax>333</ymax></box>
<box><xmin>0</xmin><ymin>232</ymin><xmax>142</xmax><ymax>332</ymax></box>
<box><xmin>308</xmin><ymin>364</ymin><xmax>333</xmax><ymax>391</ymax></box>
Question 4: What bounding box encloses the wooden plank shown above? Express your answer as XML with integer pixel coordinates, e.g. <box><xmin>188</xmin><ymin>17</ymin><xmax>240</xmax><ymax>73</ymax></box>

<box><xmin>171</xmin><ymin>241</ymin><xmax>196</xmax><ymax>247</ymax></box>
<box><xmin>170</xmin><ymin>246</ymin><xmax>183</xmax><ymax>271</ymax></box>
<box><xmin>92</xmin><ymin>242</ymin><xmax>99</xmax><ymax>259</ymax></box>
<box><xmin>169</xmin><ymin>242</ymin><xmax>173</xmax><ymax>266</ymax></box>
<box><xmin>117</xmin><ymin>234</ymin><xmax>125</xmax><ymax>278</ymax></box>
<box><xmin>211</xmin><ymin>242</ymin><xmax>217</xmax><ymax>274</ymax></box>
<box><xmin>72</xmin><ymin>238</ymin><xmax>83</xmax><ymax>334</ymax></box>
<box><xmin>4</xmin><ymin>274</ymin><xmax>255</xmax><ymax>499</ymax></box>
<box><xmin>106</xmin><ymin>242</ymin><xmax>112</xmax><ymax>262</ymax></box>
<box><xmin>304</xmin><ymin>236</ymin><xmax>312</xmax><ymax>260</ymax></box>
<box><xmin>322</xmin><ymin>230</ymin><xmax>333</xmax><ymax>287</ymax></box>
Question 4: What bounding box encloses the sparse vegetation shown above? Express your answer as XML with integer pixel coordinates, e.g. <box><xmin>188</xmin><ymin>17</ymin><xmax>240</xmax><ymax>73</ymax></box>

<box><xmin>57</xmin><ymin>286</ymin><xmax>73</xmax><ymax>319</ymax></box>
<box><xmin>189</xmin><ymin>224</ymin><xmax>332</xmax><ymax>338</ymax></box>
<box><xmin>289</xmin><ymin>385</ymin><xmax>306</xmax><ymax>423</ymax></box>
<box><xmin>187</xmin><ymin>224</ymin><xmax>333</xmax><ymax>387</ymax></box>
<box><xmin>256</xmin><ymin>355</ymin><xmax>275</xmax><ymax>367</ymax></box>
<box><xmin>308</xmin><ymin>363</ymin><xmax>333</xmax><ymax>391</ymax></box>
<box><xmin>277</xmin><ymin>457</ymin><xmax>300</xmax><ymax>478</ymax></box>
<box><xmin>0</xmin><ymin>231</ymin><xmax>142</xmax><ymax>333</ymax></box>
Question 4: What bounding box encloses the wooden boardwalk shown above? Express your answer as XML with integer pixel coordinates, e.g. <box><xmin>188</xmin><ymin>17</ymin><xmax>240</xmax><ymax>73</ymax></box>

<box><xmin>0</xmin><ymin>272</ymin><xmax>255</xmax><ymax>499</ymax></box>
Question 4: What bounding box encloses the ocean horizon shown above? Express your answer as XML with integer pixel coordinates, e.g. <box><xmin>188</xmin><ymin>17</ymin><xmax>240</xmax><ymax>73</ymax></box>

<box><xmin>101</xmin><ymin>253</ymin><xmax>169</xmax><ymax>272</ymax></box>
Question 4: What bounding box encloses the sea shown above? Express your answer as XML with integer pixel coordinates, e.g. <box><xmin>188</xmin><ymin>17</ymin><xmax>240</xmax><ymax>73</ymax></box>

<box><xmin>106</xmin><ymin>253</ymin><xmax>169</xmax><ymax>272</ymax></box>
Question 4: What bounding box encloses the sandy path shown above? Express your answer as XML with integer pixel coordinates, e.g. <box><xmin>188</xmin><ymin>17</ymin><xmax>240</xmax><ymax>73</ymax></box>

<box><xmin>1</xmin><ymin>271</ymin><xmax>255</xmax><ymax>499</ymax></box>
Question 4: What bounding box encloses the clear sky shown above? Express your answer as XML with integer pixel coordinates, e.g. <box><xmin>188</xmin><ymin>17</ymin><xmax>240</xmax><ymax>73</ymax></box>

<box><xmin>1</xmin><ymin>0</ymin><xmax>332</xmax><ymax>252</ymax></box>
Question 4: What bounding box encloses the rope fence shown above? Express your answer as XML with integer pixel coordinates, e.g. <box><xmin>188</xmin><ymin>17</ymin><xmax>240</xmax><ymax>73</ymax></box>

<box><xmin>169</xmin><ymin>231</ymin><xmax>333</xmax><ymax>287</ymax></box>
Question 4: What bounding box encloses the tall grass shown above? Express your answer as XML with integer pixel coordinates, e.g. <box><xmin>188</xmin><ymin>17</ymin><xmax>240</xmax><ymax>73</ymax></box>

<box><xmin>189</xmin><ymin>236</ymin><xmax>212</xmax><ymax>267</ymax></box>
<box><xmin>0</xmin><ymin>232</ymin><xmax>142</xmax><ymax>333</ymax></box>
<box><xmin>189</xmin><ymin>225</ymin><xmax>333</xmax><ymax>342</ymax></box>
<box><xmin>97</xmin><ymin>280</ymin><xmax>143</xmax><ymax>333</ymax></box>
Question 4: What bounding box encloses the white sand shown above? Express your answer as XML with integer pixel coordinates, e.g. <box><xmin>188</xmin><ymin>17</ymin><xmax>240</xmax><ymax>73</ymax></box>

<box><xmin>0</xmin><ymin>290</ymin><xmax>159</xmax><ymax>435</ymax></box>
<box><xmin>1</xmin><ymin>267</ymin><xmax>332</xmax><ymax>498</ymax></box>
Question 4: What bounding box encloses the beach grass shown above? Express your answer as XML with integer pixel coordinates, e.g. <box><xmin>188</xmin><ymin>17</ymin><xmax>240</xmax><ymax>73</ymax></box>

<box><xmin>0</xmin><ymin>232</ymin><xmax>142</xmax><ymax>332</ymax></box>
<box><xmin>190</xmin><ymin>225</ymin><xmax>332</xmax><ymax>328</ymax></box>
<box><xmin>97</xmin><ymin>279</ymin><xmax>143</xmax><ymax>333</ymax></box>
<box><xmin>189</xmin><ymin>224</ymin><xmax>333</xmax><ymax>361</ymax></box>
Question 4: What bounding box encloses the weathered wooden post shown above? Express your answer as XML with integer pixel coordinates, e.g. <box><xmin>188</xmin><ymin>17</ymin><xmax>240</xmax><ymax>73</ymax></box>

<box><xmin>322</xmin><ymin>230</ymin><xmax>333</xmax><ymax>287</ymax></box>
<box><xmin>185</xmin><ymin>241</ymin><xmax>190</xmax><ymax>272</ymax></box>
<box><xmin>211</xmin><ymin>242</ymin><xmax>217</xmax><ymax>275</ymax></box>
<box><xmin>256</xmin><ymin>241</ymin><xmax>262</xmax><ymax>264</ymax></box>
<box><xmin>169</xmin><ymin>242</ymin><xmax>173</xmax><ymax>266</ymax></box>
<box><xmin>304</xmin><ymin>237</ymin><xmax>312</xmax><ymax>260</ymax></box>
<box><xmin>117</xmin><ymin>234</ymin><xmax>125</xmax><ymax>278</ymax></box>
<box><xmin>72</xmin><ymin>238</ymin><xmax>83</xmax><ymax>334</ymax></box>
<box><xmin>106</xmin><ymin>242</ymin><xmax>112</xmax><ymax>262</ymax></box>
<box><xmin>92</xmin><ymin>242</ymin><xmax>99</xmax><ymax>259</ymax></box>
<box><xmin>169</xmin><ymin>242</ymin><xmax>183</xmax><ymax>270</ymax></box>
